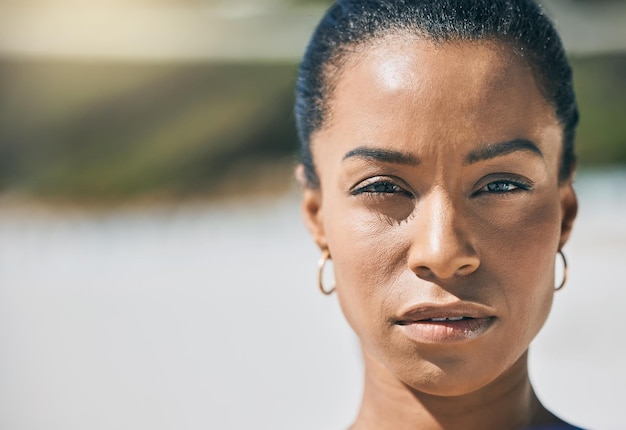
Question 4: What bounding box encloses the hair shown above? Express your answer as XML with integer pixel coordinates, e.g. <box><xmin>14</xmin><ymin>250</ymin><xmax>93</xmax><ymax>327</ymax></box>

<box><xmin>295</xmin><ymin>0</ymin><xmax>579</xmax><ymax>187</ymax></box>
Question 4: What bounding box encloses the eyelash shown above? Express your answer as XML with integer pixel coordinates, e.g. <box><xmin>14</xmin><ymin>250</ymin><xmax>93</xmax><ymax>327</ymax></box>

<box><xmin>473</xmin><ymin>178</ymin><xmax>533</xmax><ymax>196</ymax></box>
<box><xmin>351</xmin><ymin>178</ymin><xmax>413</xmax><ymax>198</ymax></box>
<box><xmin>351</xmin><ymin>177</ymin><xmax>532</xmax><ymax>197</ymax></box>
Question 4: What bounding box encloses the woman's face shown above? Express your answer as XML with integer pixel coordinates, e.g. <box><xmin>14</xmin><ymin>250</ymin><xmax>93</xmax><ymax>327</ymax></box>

<box><xmin>300</xmin><ymin>37</ymin><xmax>577</xmax><ymax>396</ymax></box>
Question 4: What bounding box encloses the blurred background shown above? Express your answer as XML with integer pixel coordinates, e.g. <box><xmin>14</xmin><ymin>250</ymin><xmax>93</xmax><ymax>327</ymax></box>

<box><xmin>0</xmin><ymin>0</ymin><xmax>624</xmax><ymax>429</ymax></box>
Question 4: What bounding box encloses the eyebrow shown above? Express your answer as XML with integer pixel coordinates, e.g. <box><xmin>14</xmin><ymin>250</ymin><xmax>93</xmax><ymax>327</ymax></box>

<box><xmin>464</xmin><ymin>139</ymin><xmax>543</xmax><ymax>165</ymax></box>
<box><xmin>343</xmin><ymin>146</ymin><xmax>420</xmax><ymax>165</ymax></box>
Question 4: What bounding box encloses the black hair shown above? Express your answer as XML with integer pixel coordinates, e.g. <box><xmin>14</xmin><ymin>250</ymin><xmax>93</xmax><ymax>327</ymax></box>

<box><xmin>295</xmin><ymin>0</ymin><xmax>578</xmax><ymax>187</ymax></box>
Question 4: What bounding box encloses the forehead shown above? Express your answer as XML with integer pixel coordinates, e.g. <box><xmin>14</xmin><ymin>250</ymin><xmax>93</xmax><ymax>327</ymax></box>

<box><xmin>321</xmin><ymin>36</ymin><xmax>556</xmax><ymax>144</ymax></box>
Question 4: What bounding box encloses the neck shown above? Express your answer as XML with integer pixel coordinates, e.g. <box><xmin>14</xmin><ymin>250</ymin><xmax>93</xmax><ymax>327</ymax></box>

<box><xmin>350</xmin><ymin>350</ymin><xmax>561</xmax><ymax>430</ymax></box>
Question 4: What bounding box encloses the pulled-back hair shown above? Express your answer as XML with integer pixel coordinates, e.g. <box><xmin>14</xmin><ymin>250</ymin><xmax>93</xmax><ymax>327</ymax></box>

<box><xmin>295</xmin><ymin>0</ymin><xmax>578</xmax><ymax>187</ymax></box>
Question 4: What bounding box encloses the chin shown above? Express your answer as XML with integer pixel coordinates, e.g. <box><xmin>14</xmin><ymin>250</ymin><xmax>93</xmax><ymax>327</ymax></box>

<box><xmin>397</xmin><ymin>362</ymin><xmax>503</xmax><ymax>397</ymax></box>
<box><xmin>378</xmin><ymin>341</ymin><xmax>528</xmax><ymax>398</ymax></box>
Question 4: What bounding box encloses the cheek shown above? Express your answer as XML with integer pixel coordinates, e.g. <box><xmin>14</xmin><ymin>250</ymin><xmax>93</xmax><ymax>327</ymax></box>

<box><xmin>481</xmin><ymin>196</ymin><xmax>561</xmax><ymax>342</ymax></box>
<box><xmin>324</xmin><ymin>202</ymin><xmax>410</xmax><ymax>339</ymax></box>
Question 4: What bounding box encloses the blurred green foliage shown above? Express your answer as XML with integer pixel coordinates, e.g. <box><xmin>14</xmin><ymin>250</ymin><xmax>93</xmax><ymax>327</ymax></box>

<box><xmin>0</xmin><ymin>53</ymin><xmax>623</xmax><ymax>203</ymax></box>
<box><xmin>0</xmin><ymin>60</ymin><xmax>298</xmax><ymax>201</ymax></box>
<box><xmin>572</xmin><ymin>54</ymin><xmax>626</xmax><ymax>166</ymax></box>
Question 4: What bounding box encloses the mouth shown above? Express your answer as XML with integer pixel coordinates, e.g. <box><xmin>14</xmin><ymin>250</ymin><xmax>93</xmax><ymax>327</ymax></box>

<box><xmin>393</xmin><ymin>303</ymin><xmax>497</xmax><ymax>344</ymax></box>
<box><xmin>398</xmin><ymin>316</ymin><xmax>473</xmax><ymax>324</ymax></box>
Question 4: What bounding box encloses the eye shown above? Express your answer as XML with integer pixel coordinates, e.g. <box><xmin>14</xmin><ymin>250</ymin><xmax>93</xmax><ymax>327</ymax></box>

<box><xmin>351</xmin><ymin>178</ymin><xmax>413</xmax><ymax>198</ymax></box>
<box><xmin>484</xmin><ymin>181</ymin><xmax>520</xmax><ymax>193</ymax></box>
<box><xmin>350</xmin><ymin>177</ymin><xmax>415</xmax><ymax>223</ymax></box>
<box><xmin>474</xmin><ymin>176</ymin><xmax>533</xmax><ymax>196</ymax></box>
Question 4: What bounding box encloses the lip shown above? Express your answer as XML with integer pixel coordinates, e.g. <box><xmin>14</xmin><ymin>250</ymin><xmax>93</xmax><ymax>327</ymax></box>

<box><xmin>393</xmin><ymin>302</ymin><xmax>497</xmax><ymax>344</ymax></box>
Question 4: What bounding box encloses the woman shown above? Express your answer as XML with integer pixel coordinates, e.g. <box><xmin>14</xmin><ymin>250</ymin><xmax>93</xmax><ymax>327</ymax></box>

<box><xmin>294</xmin><ymin>0</ymin><xmax>581</xmax><ymax>429</ymax></box>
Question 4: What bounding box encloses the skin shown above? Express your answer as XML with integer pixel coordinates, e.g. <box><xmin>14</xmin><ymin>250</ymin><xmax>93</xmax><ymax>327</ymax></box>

<box><xmin>298</xmin><ymin>35</ymin><xmax>578</xmax><ymax>430</ymax></box>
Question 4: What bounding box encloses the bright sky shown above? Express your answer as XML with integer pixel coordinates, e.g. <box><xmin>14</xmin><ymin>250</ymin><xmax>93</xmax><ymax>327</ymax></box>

<box><xmin>0</xmin><ymin>0</ymin><xmax>623</xmax><ymax>61</ymax></box>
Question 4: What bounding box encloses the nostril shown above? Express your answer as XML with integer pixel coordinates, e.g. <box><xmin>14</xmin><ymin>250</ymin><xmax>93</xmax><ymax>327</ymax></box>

<box><xmin>457</xmin><ymin>264</ymin><xmax>478</xmax><ymax>276</ymax></box>
<box><xmin>414</xmin><ymin>266</ymin><xmax>437</xmax><ymax>281</ymax></box>
<box><xmin>413</xmin><ymin>261</ymin><xmax>479</xmax><ymax>281</ymax></box>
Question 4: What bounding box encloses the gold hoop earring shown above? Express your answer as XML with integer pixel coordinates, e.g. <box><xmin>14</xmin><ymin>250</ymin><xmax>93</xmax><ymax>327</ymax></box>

<box><xmin>555</xmin><ymin>250</ymin><xmax>568</xmax><ymax>291</ymax></box>
<box><xmin>317</xmin><ymin>249</ymin><xmax>335</xmax><ymax>296</ymax></box>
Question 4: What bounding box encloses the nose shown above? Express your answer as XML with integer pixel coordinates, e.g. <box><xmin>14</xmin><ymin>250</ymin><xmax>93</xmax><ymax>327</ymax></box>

<box><xmin>407</xmin><ymin>190</ymin><xmax>480</xmax><ymax>281</ymax></box>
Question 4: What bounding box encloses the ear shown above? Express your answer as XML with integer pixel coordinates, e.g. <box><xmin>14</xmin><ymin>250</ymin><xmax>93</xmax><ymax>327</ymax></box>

<box><xmin>295</xmin><ymin>164</ymin><xmax>328</xmax><ymax>250</ymax></box>
<box><xmin>558</xmin><ymin>180</ymin><xmax>578</xmax><ymax>249</ymax></box>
